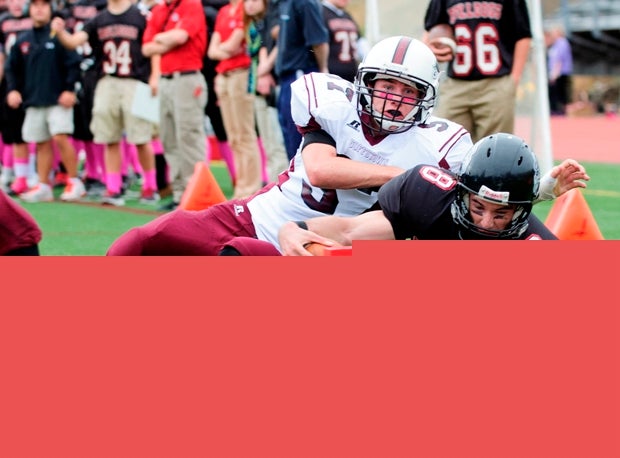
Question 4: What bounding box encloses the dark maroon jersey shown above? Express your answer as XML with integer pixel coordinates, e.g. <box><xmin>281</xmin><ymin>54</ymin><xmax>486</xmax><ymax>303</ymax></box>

<box><xmin>378</xmin><ymin>164</ymin><xmax>556</xmax><ymax>240</ymax></box>
<box><xmin>82</xmin><ymin>4</ymin><xmax>151</xmax><ymax>82</ymax></box>
<box><xmin>424</xmin><ymin>0</ymin><xmax>532</xmax><ymax>81</ymax></box>
<box><xmin>62</xmin><ymin>0</ymin><xmax>107</xmax><ymax>60</ymax></box>
<box><xmin>321</xmin><ymin>1</ymin><xmax>361</xmax><ymax>83</ymax></box>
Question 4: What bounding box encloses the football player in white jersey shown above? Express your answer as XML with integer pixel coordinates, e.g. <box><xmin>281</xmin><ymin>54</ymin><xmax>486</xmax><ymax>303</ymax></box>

<box><xmin>107</xmin><ymin>35</ymin><xmax>476</xmax><ymax>255</ymax></box>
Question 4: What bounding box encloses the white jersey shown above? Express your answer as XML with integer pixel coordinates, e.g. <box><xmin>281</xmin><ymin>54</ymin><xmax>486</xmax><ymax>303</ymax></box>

<box><xmin>247</xmin><ymin>72</ymin><xmax>472</xmax><ymax>250</ymax></box>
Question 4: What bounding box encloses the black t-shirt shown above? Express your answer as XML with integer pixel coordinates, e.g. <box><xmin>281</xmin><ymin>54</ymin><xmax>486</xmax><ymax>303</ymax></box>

<box><xmin>82</xmin><ymin>4</ymin><xmax>151</xmax><ymax>82</ymax></box>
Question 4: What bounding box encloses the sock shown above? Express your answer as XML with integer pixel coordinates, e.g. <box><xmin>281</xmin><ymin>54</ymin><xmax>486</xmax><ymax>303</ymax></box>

<box><xmin>217</xmin><ymin>140</ymin><xmax>236</xmax><ymax>184</ymax></box>
<box><xmin>14</xmin><ymin>157</ymin><xmax>29</xmax><ymax>179</ymax></box>
<box><xmin>151</xmin><ymin>138</ymin><xmax>163</xmax><ymax>154</ymax></box>
<box><xmin>106</xmin><ymin>172</ymin><xmax>122</xmax><ymax>194</ymax></box>
<box><xmin>81</xmin><ymin>141</ymin><xmax>101</xmax><ymax>181</ymax></box>
<box><xmin>2</xmin><ymin>145</ymin><xmax>13</xmax><ymax>168</ymax></box>
<box><xmin>142</xmin><ymin>169</ymin><xmax>157</xmax><ymax>191</ymax></box>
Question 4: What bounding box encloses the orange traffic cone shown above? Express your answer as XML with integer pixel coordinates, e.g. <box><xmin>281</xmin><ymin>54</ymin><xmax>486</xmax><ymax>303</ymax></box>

<box><xmin>544</xmin><ymin>189</ymin><xmax>604</xmax><ymax>240</ymax></box>
<box><xmin>178</xmin><ymin>162</ymin><xmax>227</xmax><ymax>211</ymax></box>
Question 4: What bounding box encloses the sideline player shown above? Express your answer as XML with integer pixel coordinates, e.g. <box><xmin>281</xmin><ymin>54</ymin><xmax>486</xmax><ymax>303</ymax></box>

<box><xmin>51</xmin><ymin>0</ymin><xmax>159</xmax><ymax>206</ymax></box>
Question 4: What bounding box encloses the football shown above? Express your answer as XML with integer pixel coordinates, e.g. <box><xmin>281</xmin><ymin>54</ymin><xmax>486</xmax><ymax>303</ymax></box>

<box><xmin>303</xmin><ymin>242</ymin><xmax>353</xmax><ymax>256</ymax></box>
<box><xmin>427</xmin><ymin>24</ymin><xmax>457</xmax><ymax>54</ymax></box>
<box><xmin>303</xmin><ymin>242</ymin><xmax>329</xmax><ymax>256</ymax></box>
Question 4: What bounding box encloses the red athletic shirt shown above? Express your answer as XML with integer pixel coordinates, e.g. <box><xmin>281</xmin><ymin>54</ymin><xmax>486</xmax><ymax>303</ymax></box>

<box><xmin>213</xmin><ymin>2</ymin><xmax>250</xmax><ymax>74</ymax></box>
<box><xmin>143</xmin><ymin>0</ymin><xmax>206</xmax><ymax>74</ymax></box>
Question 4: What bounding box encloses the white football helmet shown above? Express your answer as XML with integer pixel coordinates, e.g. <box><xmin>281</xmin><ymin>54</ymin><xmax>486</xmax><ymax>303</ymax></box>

<box><xmin>355</xmin><ymin>36</ymin><xmax>441</xmax><ymax>135</ymax></box>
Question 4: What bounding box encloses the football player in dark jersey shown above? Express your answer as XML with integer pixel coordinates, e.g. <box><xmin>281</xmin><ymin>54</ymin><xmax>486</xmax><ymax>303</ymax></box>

<box><xmin>51</xmin><ymin>0</ymin><xmax>159</xmax><ymax>206</ymax></box>
<box><xmin>321</xmin><ymin>0</ymin><xmax>366</xmax><ymax>83</ymax></box>
<box><xmin>59</xmin><ymin>0</ymin><xmax>108</xmax><ymax>196</ymax></box>
<box><xmin>278</xmin><ymin>133</ymin><xmax>590</xmax><ymax>254</ymax></box>
<box><xmin>0</xmin><ymin>0</ymin><xmax>34</xmax><ymax>195</ymax></box>
<box><xmin>423</xmin><ymin>0</ymin><xmax>532</xmax><ymax>143</ymax></box>
<box><xmin>5</xmin><ymin>0</ymin><xmax>85</xmax><ymax>203</ymax></box>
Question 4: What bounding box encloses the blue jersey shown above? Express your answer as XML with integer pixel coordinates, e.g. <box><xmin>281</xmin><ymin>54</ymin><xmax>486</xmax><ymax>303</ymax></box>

<box><xmin>274</xmin><ymin>0</ymin><xmax>328</xmax><ymax>77</ymax></box>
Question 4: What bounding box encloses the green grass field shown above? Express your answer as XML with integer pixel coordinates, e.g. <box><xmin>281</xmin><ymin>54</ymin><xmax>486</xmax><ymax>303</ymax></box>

<box><xmin>15</xmin><ymin>160</ymin><xmax>620</xmax><ymax>255</ymax></box>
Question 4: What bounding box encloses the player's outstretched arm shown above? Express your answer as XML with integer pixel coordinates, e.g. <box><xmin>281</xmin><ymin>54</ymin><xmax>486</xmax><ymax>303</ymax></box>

<box><xmin>278</xmin><ymin>211</ymin><xmax>395</xmax><ymax>256</ymax></box>
<box><xmin>302</xmin><ymin>143</ymin><xmax>405</xmax><ymax>190</ymax></box>
<box><xmin>537</xmin><ymin>158</ymin><xmax>590</xmax><ymax>202</ymax></box>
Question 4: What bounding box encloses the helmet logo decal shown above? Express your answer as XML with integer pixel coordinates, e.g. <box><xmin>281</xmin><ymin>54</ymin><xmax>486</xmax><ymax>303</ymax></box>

<box><xmin>478</xmin><ymin>185</ymin><xmax>509</xmax><ymax>203</ymax></box>
<box><xmin>392</xmin><ymin>37</ymin><xmax>413</xmax><ymax>64</ymax></box>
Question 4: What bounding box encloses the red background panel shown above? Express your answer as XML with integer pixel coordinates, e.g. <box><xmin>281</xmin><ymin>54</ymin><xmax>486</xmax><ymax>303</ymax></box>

<box><xmin>0</xmin><ymin>243</ymin><xmax>617</xmax><ymax>458</ymax></box>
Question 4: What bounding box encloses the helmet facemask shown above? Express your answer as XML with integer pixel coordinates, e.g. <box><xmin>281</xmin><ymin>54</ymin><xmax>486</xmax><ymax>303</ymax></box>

<box><xmin>450</xmin><ymin>133</ymin><xmax>541</xmax><ymax>239</ymax></box>
<box><xmin>451</xmin><ymin>186</ymin><xmax>533</xmax><ymax>239</ymax></box>
<box><xmin>355</xmin><ymin>70</ymin><xmax>436</xmax><ymax>136</ymax></box>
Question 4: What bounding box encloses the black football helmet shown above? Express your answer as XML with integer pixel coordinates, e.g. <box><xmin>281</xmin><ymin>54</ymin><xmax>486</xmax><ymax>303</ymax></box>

<box><xmin>451</xmin><ymin>133</ymin><xmax>541</xmax><ymax>239</ymax></box>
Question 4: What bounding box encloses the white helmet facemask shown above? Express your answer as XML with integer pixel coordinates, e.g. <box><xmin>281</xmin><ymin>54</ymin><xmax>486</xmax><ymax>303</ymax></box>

<box><xmin>366</xmin><ymin>75</ymin><xmax>430</xmax><ymax>133</ymax></box>
<box><xmin>355</xmin><ymin>36</ymin><xmax>440</xmax><ymax>136</ymax></box>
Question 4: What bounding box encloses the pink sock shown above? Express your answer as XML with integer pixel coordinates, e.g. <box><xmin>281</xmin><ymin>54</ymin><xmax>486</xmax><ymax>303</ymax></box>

<box><xmin>217</xmin><ymin>140</ymin><xmax>236</xmax><ymax>183</ymax></box>
<box><xmin>105</xmin><ymin>171</ymin><xmax>123</xmax><ymax>194</ymax></box>
<box><xmin>83</xmin><ymin>141</ymin><xmax>105</xmax><ymax>181</ymax></box>
<box><xmin>151</xmin><ymin>139</ymin><xmax>163</xmax><ymax>154</ymax></box>
<box><xmin>120</xmin><ymin>137</ymin><xmax>130</xmax><ymax>176</ymax></box>
<box><xmin>122</xmin><ymin>138</ymin><xmax>142</xmax><ymax>176</ymax></box>
<box><xmin>2</xmin><ymin>145</ymin><xmax>13</xmax><ymax>168</ymax></box>
<box><xmin>93</xmin><ymin>142</ymin><xmax>106</xmax><ymax>177</ymax></box>
<box><xmin>142</xmin><ymin>169</ymin><xmax>157</xmax><ymax>191</ymax></box>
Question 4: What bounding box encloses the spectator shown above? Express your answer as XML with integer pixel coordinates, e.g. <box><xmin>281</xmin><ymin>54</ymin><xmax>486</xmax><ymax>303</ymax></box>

<box><xmin>5</xmin><ymin>0</ymin><xmax>85</xmax><ymax>203</ymax></box>
<box><xmin>256</xmin><ymin>0</ymin><xmax>289</xmax><ymax>181</ymax></box>
<box><xmin>52</xmin><ymin>0</ymin><xmax>160</xmax><ymax>206</ymax></box>
<box><xmin>274</xmin><ymin>0</ymin><xmax>329</xmax><ymax>161</ymax></box>
<box><xmin>0</xmin><ymin>0</ymin><xmax>35</xmax><ymax>196</ymax></box>
<box><xmin>423</xmin><ymin>0</ymin><xmax>532</xmax><ymax>143</ymax></box>
<box><xmin>59</xmin><ymin>0</ymin><xmax>108</xmax><ymax>197</ymax></box>
<box><xmin>245</xmin><ymin>0</ymin><xmax>287</xmax><ymax>183</ymax></box>
<box><xmin>0</xmin><ymin>188</ymin><xmax>42</xmax><ymax>255</ymax></box>
<box><xmin>137</xmin><ymin>0</ymin><xmax>173</xmax><ymax>199</ymax></box>
<box><xmin>207</xmin><ymin>0</ymin><xmax>262</xmax><ymax>198</ymax></box>
<box><xmin>202</xmin><ymin>0</ymin><xmax>237</xmax><ymax>186</ymax></box>
<box><xmin>278</xmin><ymin>134</ymin><xmax>590</xmax><ymax>254</ymax></box>
<box><xmin>142</xmin><ymin>0</ymin><xmax>207</xmax><ymax>211</ymax></box>
<box><xmin>321</xmin><ymin>0</ymin><xmax>366</xmax><ymax>83</ymax></box>
<box><xmin>545</xmin><ymin>25</ymin><xmax>573</xmax><ymax>116</ymax></box>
